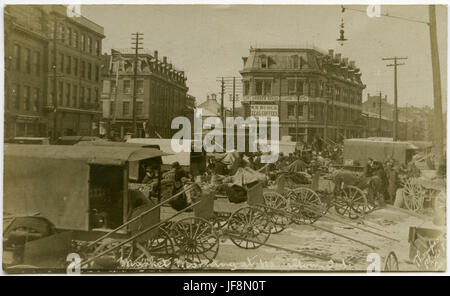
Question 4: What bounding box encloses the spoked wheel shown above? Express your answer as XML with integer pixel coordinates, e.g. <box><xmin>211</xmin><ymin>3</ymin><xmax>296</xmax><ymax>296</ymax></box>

<box><xmin>227</xmin><ymin>206</ymin><xmax>271</xmax><ymax>249</ymax></box>
<box><xmin>334</xmin><ymin>185</ymin><xmax>368</xmax><ymax>219</ymax></box>
<box><xmin>383</xmin><ymin>251</ymin><xmax>399</xmax><ymax>271</ymax></box>
<box><xmin>286</xmin><ymin>187</ymin><xmax>326</xmax><ymax>224</ymax></box>
<box><xmin>402</xmin><ymin>178</ymin><xmax>425</xmax><ymax>212</ymax></box>
<box><xmin>362</xmin><ymin>188</ymin><xmax>377</xmax><ymax>214</ymax></box>
<box><xmin>170</xmin><ymin>217</ymin><xmax>219</xmax><ymax>265</ymax></box>
<box><xmin>263</xmin><ymin>191</ymin><xmax>291</xmax><ymax>234</ymax></box>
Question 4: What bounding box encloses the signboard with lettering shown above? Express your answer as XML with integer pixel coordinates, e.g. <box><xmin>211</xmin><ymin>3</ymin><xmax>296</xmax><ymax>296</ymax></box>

<box><xmin>250</xmin><ymin>105</ymin><xmax>279</xmax><ymax>117</ymax></box>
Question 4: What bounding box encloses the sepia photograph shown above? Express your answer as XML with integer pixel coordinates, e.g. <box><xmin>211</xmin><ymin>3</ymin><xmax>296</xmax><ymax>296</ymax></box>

<box><xmin>1</xmin><ymin>1</ymin><xmax>447</xmax><ymax>275</ymax></box>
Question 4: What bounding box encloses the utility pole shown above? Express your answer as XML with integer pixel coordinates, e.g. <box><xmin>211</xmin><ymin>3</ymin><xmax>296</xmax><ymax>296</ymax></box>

<box><xmin>52</xmin><ymin>19</ymin><xmax>58</xmax><ymax>143</ymax></box>
<box><xmin>382</xmin><ymin>56</ymin><xmax>407</xmax><ymax>141</ymax></box>
<box><xmin>428</xmin><ymin>4</ymin><xmax>444</xmax><ymax>164</ymax></box>
<box><xmin>377</xmin><ymin>91</ymin><xmax>383</xmax><ymax>137</ymax></box>
<box><xmin>131</xmin><ymin>32</ymin><xmax>143</xmax><ymax>137</ymax></box>
<box><xmin>220</xmin><ymin>77</ymin><xmax>225</xmax><ymax>121</ymax></box>
<box><xmin>232</xmin><ymin>76</ymin><xmax>236</xmax><ymax>117</ymax></box>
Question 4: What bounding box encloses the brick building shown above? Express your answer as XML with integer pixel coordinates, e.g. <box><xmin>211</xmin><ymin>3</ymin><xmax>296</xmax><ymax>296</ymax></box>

<box><xmin>4</xmin><ymin>5</ymin><xmax>49</xmax><ymax>138</ymax></box>
<box><xmin>362</xmin><ymin>93</ymin><xmax>433</xmax><ymax>141</ymax></box>
<box><xmin>4</xmin><ymin>5</ymin><xmax>105</xmax><ymax>140</ymax></box>
<box><xmin>101</xmin><ymin>49</ymin><xmax>189</xmax><ymax>139</ymax></box>
<box><xmin>240</xmin><ymin>48</ymin><xmax>366</xmax><ymax>143</ymax></box>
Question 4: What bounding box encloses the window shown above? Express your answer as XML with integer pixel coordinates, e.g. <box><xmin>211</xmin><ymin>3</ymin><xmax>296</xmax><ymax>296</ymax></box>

<box><xmin>110</xmin><ymin>101</ymin><xmax>115</xmax><ymax>116</ymax></box>
<box><xmin>87</xmin><ymin>63</ymin><xmax>92</xmax><ymax>80</ymax></box>
<box><xmin>25</xmin><ymin>48</ymin><xmax>31</xmax><ymax>74</ymax></box>
<box><xmin>287</xmin><ymin>104</ymin><xmax>296</xmax><ymax>118</ymax></box>
<box><xmin>87</xmin><ymin>88</ymin><xmax>91</xmax><ymax>103</ymax></box>
<box><xmin>288</xmin><ymin>79</ymin><xmax>304</xmax><ymax>95</ymax></box>
<box><xmin>58</xmin><ymin>81</ymin><xmax>63</xmax><ymax>106</ymax></box>
<box><xmin>111</xmin><ymin>80</ymin><xmax>117</xmax><ymax>93</ymax></box>
<box><xmin>81</xmin><ymin>61</ymin><xmax>85</xmax><ymax>78</ymax></box>
<box><xmin>123</xmin><ymin>101</ymin><xmax>130</xmax><ymax>115</ymax></box>
<box><xmin>136</xmin><ymin>101</ymin><xmax>143</xmax><ymax>115</ymax></box>
<box><xmin>59</xmin><ymin>24</ymin><xmax>65</xmax><ymax>43</ymax></box>
<box><xmin>72</xmin><ymin>85</ymin><xmax>78</xmax><ymax>108</ymax></box>
<box><xmin>13</xmin><ymin>44</ymin><xmax>21</xmax><ymax>71</ymax></box>
<box><xmin>80</xmin><ymin>87</ymin><xmax>85</xmax><ymax>105</ymax></box>
<box><xmin>73</xmin><ymin>58</ymin><xmax>78</xmax><ymax>76</ymax></box>
<box><xmin>12</xmin><ymin>84</ymin><xmax>19</xmax><ymax>109</ymax></box>
<box><xmin>123</xmin><ymin>80</ymin><xmax>131</xmax><ymax>94</ymax></box>
<box><xmin>243</xmin><ymin>81</ymin><xmax>250</xmax><ymax>96</ymax></box>
<box><xmin>66</xmin><ymin>56</ymin><xmax>71</xmax><ymax>74</ymax></box>
<box><xmin>68</xmin><ymin>28</ymin><xmax>72</xmax><ymax>46</ymax></box>
<box><xmin>32</xmin><ymin>51</ymin><xmax>40</xmax><ymax>75</ymax></box>
<box><xmin>87</xmin><ymin>37</ymin><xmax>92</xmax><ymax>54</ymax></box>
<box><xmin>96</xmin><ymin>40</ymin><xmax>101</xmax><ymax>56</ymax></box>
<box><xmin>260</xmin><ymin>56</ymin><xmax>267</xmax><ymax>69</ymax></box>
<box><xmin>95</xmin><ymin>89</ymin><xmax>99</xmax><ymax>105</ymax></box>
<box><xmin>66</xmin><ymin>83</ymin><xmax>71</xmax><ymax>106</ymax></box>
<box><xmin>137</xmin><ymin>80</ymin><xmax>144</xmax><ymax>94</ymax></box>
<box><xmin>95</xmin><ymin>65</ymin><xmax>100</xmax><ymax>82</ymax></box>
<box><xmin>291</xmin><ymin>55</ymin><xmax>299</xmax><ymax>69</ymax></box>
<box><xmin>23</xmin><ymin>86</ymin><xmax>30</xmax><ymax>111</ymax></box>
<box><xmin>80</xmin><ymin>34</ymin><xmax>85</xmax><ymax>51</ymax></box>
<box><xmin>32</xmin><ymin>88</ymin><xmax>39</xmax><ymax>112</ymax></box>
<box><xmin>73</xmin><ymin>31</ymin><xmax>79</xmax><ymax>48</ymax></box>
<box><xmin>59</xmin><ymin>53</ymin><xmax>64</xmax><ymax>72</ymax></box>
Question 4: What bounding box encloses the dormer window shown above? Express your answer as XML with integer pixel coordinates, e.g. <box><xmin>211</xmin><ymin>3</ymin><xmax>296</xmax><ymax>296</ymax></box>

<box><xmin>291</xmin><ymin>55</ymin><xmax>299</xmax><ymax>69</ymax></box>
<box><xmin>260</xmin><ymin>55</ymin><xmax>268</xmax><ymax>69</ymax></box>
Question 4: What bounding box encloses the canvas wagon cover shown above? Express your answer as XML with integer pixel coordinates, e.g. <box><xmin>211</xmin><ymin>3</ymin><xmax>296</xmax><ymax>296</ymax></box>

<box><xmin>3</xmin><ymin>144</ymin><xmax>167</xmax><ymax>231</ymax></box>
<box><xmin>343</xmin><ymin>139</ymin><xmax>418</xmax><ymax>164</ymax></box>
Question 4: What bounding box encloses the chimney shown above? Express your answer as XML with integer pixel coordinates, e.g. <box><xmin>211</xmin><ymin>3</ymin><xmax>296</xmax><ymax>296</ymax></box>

<box><xmin>211</xmin><ymin>93</ymin><xmax>217</xmax><ymax>101</ymax></box>
<box><xmin>163</xmin><ymin>56</ymin><xmax>167</xmax><ymax>64</ymax></box>
<box><xmin>242</xmin><ymin>57</ymin><xmax>248</xmax><ymax>67</ymax></box>
<box><xmin>154</xmin><ymin>50</ymin><xmax>158</xmax><ymax>60</ymax></box>
<box><xmin>335</xmin><ymin>53</ymin><xmax>341</xmax><ymax>62</ymax></box>
<box><xmin>343</xmin><ymin>57</ymin><xmax>348</xmax><ymax>65</ymax></box>
<box><xmin>168</xmin><ymin>63</ymin><xmax>172</xmax><ymax>69</ymax></box>
<box><xmin>349</xmin><ymin>61</ymin><xmax>355</xmax><ymax>68</ymax></box>
<box><xmin>328</xmin><ymin>49</ymin><xmax>334</xmax><ymax>58</ymax></box>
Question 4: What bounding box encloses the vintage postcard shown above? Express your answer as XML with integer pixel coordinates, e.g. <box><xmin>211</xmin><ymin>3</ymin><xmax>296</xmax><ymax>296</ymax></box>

<box><xmin>1</xmin><ymin>2</ymin><xmax>447</xmax><ymax>275</ymax></box>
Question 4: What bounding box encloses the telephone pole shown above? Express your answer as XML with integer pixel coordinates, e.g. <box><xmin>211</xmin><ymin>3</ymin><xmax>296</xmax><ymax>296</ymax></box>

<box><xmin>377</xmin><ymin>91</ymin><xmax>383</xmax><ymax>137</ymax></box>
<box><xmin>131</xmin><ymin>32</ymin><xmax>143</xmax><ymax>137</ymax></box>
<box><xmin>232</xmin><ymin>76</ymin><xmax>236</xmax><ymax>117</ymax></box>
<box><xmin>52</xmin><ymin>19</ymin><xmax>58</xmax><ymax>143</ymax></box>
<box><xmin>429</xmin><ymin>5</ymin><xmax>444</xmax><ymax>164</ymax></box>
<box><xmin>220</xmin><ymin>77</ymin><xmax>225</xmax><ymax>121</ymax></box>
<box><xmin>382</xmin><ymin>57</ymin><xmax>407</xmax><ymax>141</ymax></box>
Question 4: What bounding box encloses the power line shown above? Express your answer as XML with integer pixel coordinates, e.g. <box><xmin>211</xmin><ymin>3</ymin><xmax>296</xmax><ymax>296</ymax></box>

<box><xmin>343</xmin><ymin>6</ymin><xmax>429</xmax><ymax>25</ymax></box>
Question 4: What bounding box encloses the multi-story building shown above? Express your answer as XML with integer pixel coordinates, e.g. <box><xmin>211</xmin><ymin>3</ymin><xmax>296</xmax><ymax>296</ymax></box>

<box><xmin>240</xmin><ymin>47</ymin><xmax>366</xmax><ymax>143</ymax></box>
<box><xmin>44</xmin><ymin>5</ymin><xmax>104</xmax><ymax>137</ymax></box>
<box><xmin>4</xmin><ymin>4</ymin><xmax>105</xmax><ymax>140</ymax></box>
<box><xmin>362</xmin><ymin>93</ymin><xmax>433</xmax><ymax>141</ymax></box>
<box><xmin>4</xmin><ymin>5</ymin><xmax>49</xmax><ymax>139</ymax></box>
<box><xmin>101</xmin><ymin>49</ymin><xmax>189</xmax><ymax>139</ymax></box>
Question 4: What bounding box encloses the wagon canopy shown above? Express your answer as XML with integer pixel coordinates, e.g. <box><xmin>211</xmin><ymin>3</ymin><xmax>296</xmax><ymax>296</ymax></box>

<box><xmin>126</xmin><ymin>138</ymin><xmax>192</xmax><ymax>166</ymax></box>
<box><xmin>4</xmin><ymin>144</ymin><xmax>167</xmax><ymax>165</ymax></box>
<box><xmin>343</xmin><ymin>138</ymin><xmax>419</xmax><ymax>165</ymax></box>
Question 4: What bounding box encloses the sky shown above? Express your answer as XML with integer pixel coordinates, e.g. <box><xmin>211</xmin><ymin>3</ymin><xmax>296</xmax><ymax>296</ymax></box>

<box><xmin>81</xmin><ymin>4</ymin><xmax>447</xmax><ymax>109</ymax></box>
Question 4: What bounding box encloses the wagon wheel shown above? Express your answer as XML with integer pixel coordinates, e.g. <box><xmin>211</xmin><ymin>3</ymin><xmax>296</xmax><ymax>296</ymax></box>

<box><xmin>227</xmin><ymin>206</ymin><xmax>271</xmax><ymax>249</ymax></box>
<box><xmin>403</xmin><ymin>178</ymin><xmax>425</xmax><ymax>212</ymax></box>
<box><xmin>383</xmin><ymin>251</ymin><xmax>399</xmax><ymax>271</ymax></box>
<box><xmin>170</xmin><ymin>217</ymin><xmax>219</xmax><ymax>266</ymax></box>
<box><xmin>286</xmin><ymin>187</ymin><xmax>326</xmax><ymax>224</ymax></box>
<box><xmin>263</xmin><ymin>191</ymin><xmax>291</xmax><ymax>233</ymax></box>
<box><xmin>334</xmin><ymin>185</ymin><xmax>367</xmax><ymax>219</ymax></box>
<box><xmin>362</xmin><ymin>187</ymin><xmax>377</xmax><ymax>214</ymax></box>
